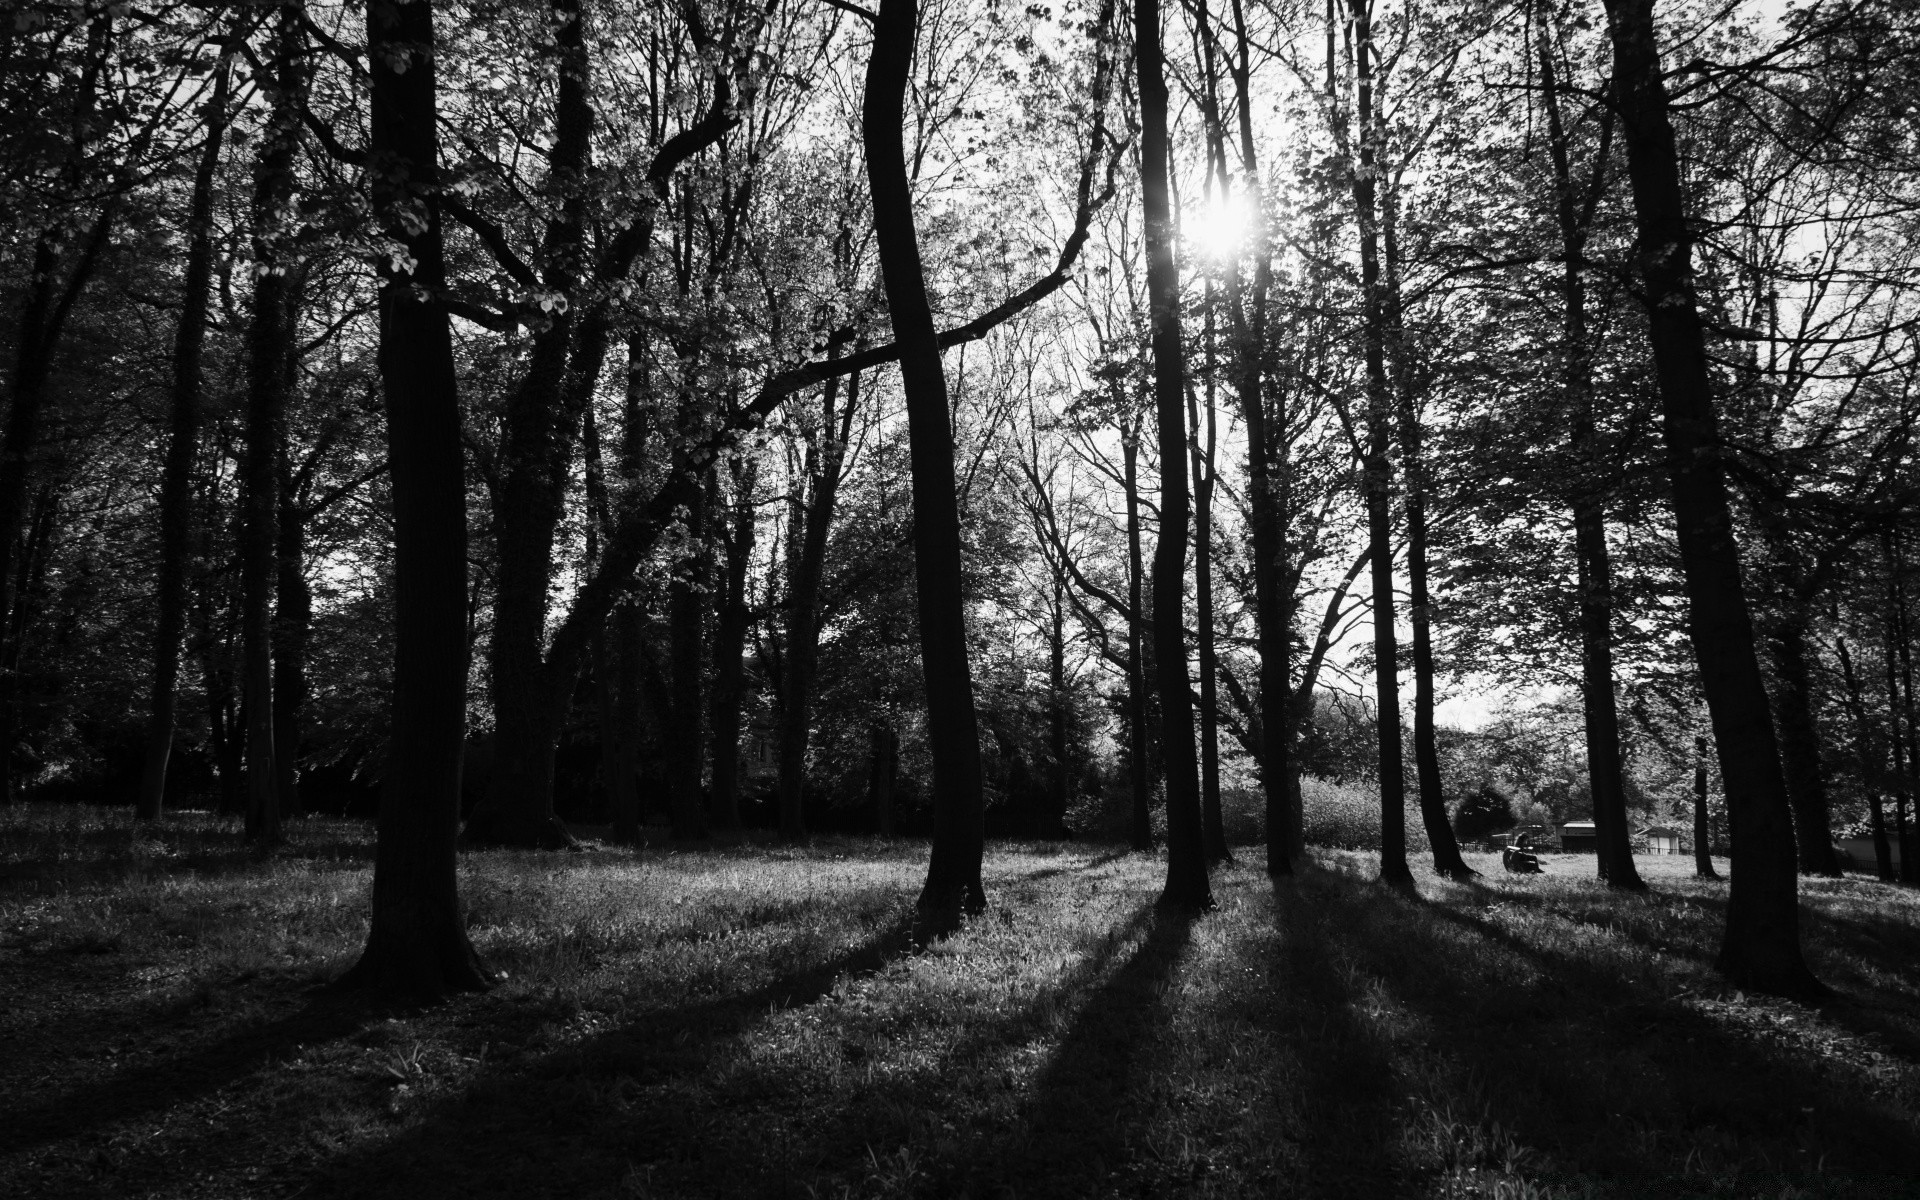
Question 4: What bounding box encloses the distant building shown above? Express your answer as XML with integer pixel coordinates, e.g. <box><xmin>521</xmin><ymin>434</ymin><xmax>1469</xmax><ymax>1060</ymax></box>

<box><xmin>1559</xmin><ymin>820</ymin><xmax>1598</xmax><ymax>854</ymax></box>
<box><xmin>1641</xmin><ymin>825</ymin><xmax>1683</xmax><ymax>855</ymax></box>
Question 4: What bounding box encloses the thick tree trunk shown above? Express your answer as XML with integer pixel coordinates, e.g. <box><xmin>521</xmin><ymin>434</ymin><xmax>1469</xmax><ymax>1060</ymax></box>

<box><xmin>1135</xmin><ymin>0</ymin><xmax>1211</xmax><ymax>911</ymax></box>
<box><xmin>864</xmin><ymin>0</ymin><xmax>987</xmax><ymax>913</ymax></box>
<box><xmin>240</xmin><ymin>4</ymin><xmax>306</xmax><ymax>846</ymax></box>
<box><xmin>1602</xmin><ymin>0</ymin><xmax>1817</xmax><ymax>994</ymax></box>
<box><xmin>1122</xmin><ymin>429</ymin><xmax>1153</xmax><ymax>850</ymax></box>
<box><xmin>709</xmin><ymin>458</ymin><xmax>756</xmax><ymax>836</ymax></box>
<box><xmin>1346</xmin><ymin>0</ymin><xmax>1411</xmax><ymax>886</ymax></box>
<box><xmin>138</xmin><ymin>60</ymin><xmax>230</xmax><ymax>821</ymax></box>
<box><xmin>340</xmin><ymin>0</ymin><xmax>493</xmax><ymax>1000</ymax></box>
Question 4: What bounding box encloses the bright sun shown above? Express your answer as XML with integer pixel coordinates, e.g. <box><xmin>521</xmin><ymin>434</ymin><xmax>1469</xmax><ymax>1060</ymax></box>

<box><xmin>1188</xmin><ymin>192</ymin><xmax>1249</xmax><ymax>260</ymax></box>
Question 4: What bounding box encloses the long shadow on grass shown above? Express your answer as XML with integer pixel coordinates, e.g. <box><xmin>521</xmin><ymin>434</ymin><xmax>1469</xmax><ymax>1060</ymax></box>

<box><xmin>1476</xmin><ymin>877</ymin><xmax>1920</xmax><ymax>1063</ymax></box>
<box><xmin>1259</xmin><ymin>873</ymin><xmax>1424</xmax><ymax>1196</ymax></box>
<box><xmin>1332</xmin><ymin>873</ymin><xmax>1920</xmax><ymax>1192</ymax></box>
<box><xmin>1004</xmin><ymin>847</ymin><xmax>1133</xmax><ymax>886</ymax></box>
<box><xmin>0</xmin><ymin>989</ymin><xmax>373</xmax><ymax>1157</ymax></box>
<box><xmin>958</xmin><ymin>904</ymin><xmax>1193</xmax><ymax>1196</ymax></box>
<box><xmin>297</xmin><ymin>905</ymin><xmax>935</xmax><ymax>1199</ymax></box>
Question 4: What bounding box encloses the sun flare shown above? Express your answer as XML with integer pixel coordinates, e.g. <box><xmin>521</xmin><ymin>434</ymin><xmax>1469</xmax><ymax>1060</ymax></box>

<box><xmin>1188</xmin><ymin>192</ymin><xmax>1249</xmax><ymax>260</ymax></box>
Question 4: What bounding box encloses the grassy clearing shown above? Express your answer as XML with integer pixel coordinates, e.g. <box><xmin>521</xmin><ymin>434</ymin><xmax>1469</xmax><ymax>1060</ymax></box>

<box><xmin>3</xmin><ymin>804</ymin><xmax>1918</xmax><ymax>1199</ymax></box>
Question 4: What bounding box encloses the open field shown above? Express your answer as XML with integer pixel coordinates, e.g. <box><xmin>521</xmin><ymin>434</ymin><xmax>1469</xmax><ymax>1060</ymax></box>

<box><xmin>3</xmin><ymin>804</ymin><xmax>1919</xmax><ymax>1199</ymax></box>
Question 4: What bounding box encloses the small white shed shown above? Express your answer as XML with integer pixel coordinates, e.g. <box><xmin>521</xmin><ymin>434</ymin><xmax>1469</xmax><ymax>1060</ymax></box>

<box><xmin>1641</xmin><ymin>825</ymin><xmax>1683</xmax><ymax>855</ymax></box>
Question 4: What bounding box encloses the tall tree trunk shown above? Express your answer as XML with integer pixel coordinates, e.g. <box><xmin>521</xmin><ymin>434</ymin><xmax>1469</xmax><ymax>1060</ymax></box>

<box><xmin>864</xmin><ymin>0</ymin><xmax>987</xmax><ymax>913</ymax></box>
<box><xmin>1206</xmin><ymin>0</ymin><xmax>1291</xmax><ymax>875</ymax></box>
<box><xmin>241</xmin><ymin>4</ymin><xmax>306</xmax><ymax>846</ymax></box>
<box><xmin>138</xmin><ymin>58</ymin><xmax>231</xmax><ymax>821</ymax></box>
<box><xmin>1836</xmin><ymin>632</ymin><xmax>1896</xmax><ymax>880</ymax></box>
<box><xmin>1345</xmin><ymin>0</ymin><xmax>1411</xmax><ymax>886</ymax></box>
<box><xmin>463</xmin><ymin>0</ymin><xmax>596</xmax><ymax>850</ymax></box>
<box><xmin>710</xmin><ymin>456</ymin><xmax>756</xmax><ymax>836</ymax></box>
<box><xmin>0</xmin><ymin>13</ymin><xmax>115</xmax><ymax>806</ymax></box>
<box><xmin>666</xmin><ymin>466</ymin><xmax>712</xmax><ymax>840</ymax></box>
<box><xmin>1692</xmin><ymin>734</ymin><xmax>1719</xmax><ymax>878</ymax></box>
<box><xmin>778</xmin><ymin>351</ymin><xmax>854</xmax><ymax>841</ymax></box>
<box><xmin>1194</xmin><ymin>292</ymin><xmax>1228</xmax><ymax>863</ymax></box>
<box><xmin>1535</xmin><ymin>0</ymin><xmax>1641</xmax><ymax>893</ymax></box>
<box><xmin>1123</xmin><ymin>427</ymin><xmax>1153</xmax><ymax>850</ymax></box>
<box><xmin>1136</xmin><ymin>0</ymin><xmax>1211</xmax><ymax>911</ymax></box>
<box><xmin>1602</xmin><ymin>0</ymin><xmax>1817</xmax><ymax>994</ymax></box>
<box><xmin>1770</xmin><ymin>607</ymin><xmax>1839</xmax><ymax>875</ymax></box>
<box><xmin>1892</xmin><ymin>536</ymin><xmax>1920</xmax><ymax>884</ymax></box>
<box><xmin>608</xmin><ymin>332</ymin><xmax>652</xmax><ymax>844</ymax></box>
<box><xmin>340</xmin><ymin>0</ymin><xmax>493</xmax><ymax>1000</ymax></box>
<box><xmin>272</xmin><ymin>487</ymin><xmax>310</xmax><ymax>819</ymax></box>
<box><xmin>1047</xmin><ymin>574</ymin><xmax>1071</xmax><ymax>837</ymax></box>
<box><xmin>1378</xmin><ymin>161</ymin><xmax>1470</xmax><ymax>881</ymax></box>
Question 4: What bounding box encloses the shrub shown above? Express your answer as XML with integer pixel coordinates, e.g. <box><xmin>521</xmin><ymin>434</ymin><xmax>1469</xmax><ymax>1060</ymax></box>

<box><xmin>1301</xmin><ymin>775</ymin><xmax>1431</xmax><ymax>854</ymax></box>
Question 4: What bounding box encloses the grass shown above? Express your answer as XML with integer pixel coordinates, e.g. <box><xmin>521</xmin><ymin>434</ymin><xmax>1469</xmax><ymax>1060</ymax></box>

<box><xmin>2</xmin><ymin>803</ymin><xmax>1918</xmax><ymax>1199</ymax></box>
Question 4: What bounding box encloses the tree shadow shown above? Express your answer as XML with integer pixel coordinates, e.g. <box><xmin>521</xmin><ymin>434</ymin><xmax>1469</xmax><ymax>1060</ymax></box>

<box><xmin>964</xmin><ymin>904</ymin><xmax>1194</xmax><ymax>1196</ymax></box>
<box><xmin>1002</xmin><ymin>847</ymin><xmax>1133</xmax><ymax>885</ymax></box>
<box><xmin>1368</xmin><ymin>882</ymin><xmax>1920</xmax><ymax>1189</ymax></box>
<box><xmin>0</xmin><ymin>989</ymin><xmax>374</xmax><ymax>1157</ymax></box>
<box><xmin>296</xmin><ymin>905</ymin><xmax>939</xmax><ymax>1199</ymax></box>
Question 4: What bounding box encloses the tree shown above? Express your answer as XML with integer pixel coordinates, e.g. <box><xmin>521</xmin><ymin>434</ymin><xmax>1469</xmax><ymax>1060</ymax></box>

<box><xmin>1135</xmin><ymin>0</ymin><xmax>1211</xmax><ymax>910</ymax></box>
<box><xmin>136</xmin><ymin>50</ymin><xmax>231</xmax><ymax>822</ymax></box>
<box><xmin>338</xmin><ymin>0</ymin><xmax>492</xmax><ymax>1000</ymax></box>
<box><xmin>1600</xmin><ymin>0</ymin><xmax>1819</xmax><ymax>995</ymax></box>
<box><xmin>864</xmin><ymin>0</ymin><xmax>988</xmax><ymax>913</ymax></box>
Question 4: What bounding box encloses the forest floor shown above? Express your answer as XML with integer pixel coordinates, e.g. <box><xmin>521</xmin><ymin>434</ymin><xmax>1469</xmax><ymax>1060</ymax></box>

<box><xmin>2</xmin><ymin>805</ymin><xmax>1918</xmax><ymax>1199</ymax></box>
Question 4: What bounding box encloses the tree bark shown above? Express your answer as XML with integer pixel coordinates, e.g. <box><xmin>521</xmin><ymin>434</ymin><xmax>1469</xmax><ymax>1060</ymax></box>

<box><xmin>339</xmin><ymin>0</ymin><xmax>493</xmax><ymax>1000</ymax></box>
<box><xmin>865</xmin><ymin>0</ymin><xmax>987</xmax><ymax>913</ymax></box>
<box><xmin>462</xmin><ymin>0</ymin><xmax>595</xmax><ymax>850</ymax></box>
<box><xmin>666</xmin><ymin>465</ymin><xmax>711</xmax><ymax>841</ymax></box>
<box><xmin>1835</xmin><ymin>632</ymin><xmax>1895</xmax><ymax>880</ymax></box>
<box><xmin>272</xmin><ymin>483</ymin><xmax>311</xmax><ymax>819</ymax></box>
<box><xmin>1769</xmin><ymin>608</ymin><xmax>1840</xmax><ymax>875</ymax></box>
<box><xmin>240</xmin><ymin>4</ymin><xmax>306</xmax><ymax>846</ymax></box>
<box><xmin>1194</xmin><ymin>293</ymin><xmax>1228</xmax><ymax>863</ymax></box>
<box><xmin>137</xmin><ymin>57</ymin><xmax>231</xmax><ymax>821</ymax></box>
<box><xmin>777</xmin><ymin>350</ymin><xmax>855</xmax><ymax>841</ymax></box>
<box><xmin>709</xmin><ymin>455</ymin><xmax>757</xmax><ymax>836</ymax></box>
<box><xmin>1892</xmin><ymin>536</ymin><xmax>1920</xmax><ymax>883</ymax></box>
<box><xmin>1047</xmin><ymin>573</ymin><xmax>1071</xmax><ymax>837</ymax></box>
<box><xmin>1136</xmin><ymin>0</ymin><xmax>1211</xmax><ymax>910</ymax></box>
<box><xmin>1345</xmin><ymin>0</ymin><xmax>1411</xmax><ymax>886</ymax></box>
<box><xmin>0</xmin><ymin>13</ymin><xmax>115</xmax><ymax>806</ymax></box>
<box><xmin>1688</xmin><ymin>734</ymin><xmax>1717</xmax><ymax>877</ymax></box>
<box><xmin>1122</xmin><ymin>426</ymin><xmax>1154</xmax><ymax>851</ymax></box>
<box><xmin>1602</xmin><ymin>0</ymin><xmax>1817</xmax><ymax>994</ymax></box>
<box><xmin>1383</xmin><ymin>201</ymin><xmax>1471</xmax><ymax>881</ymax></box>
<box><xmin>1211</xmin><ymin>0</ymin><xmax>1290</xmax><ymax>875</ymax></box>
